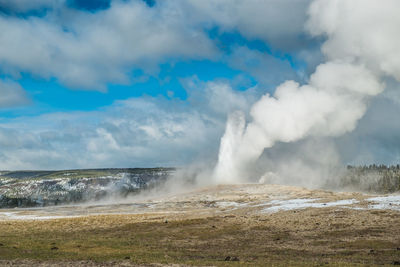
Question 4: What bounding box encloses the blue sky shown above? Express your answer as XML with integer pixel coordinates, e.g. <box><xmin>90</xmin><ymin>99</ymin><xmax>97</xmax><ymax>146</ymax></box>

<box><xmin>1</xmin><ymin>27</ymin><xmax>302</xmax><ymax>117</ymax></box>
<box><xmin>0</xmin><ymin>0</ymin><xmax>399</xmax><ymax>170</ymax></box>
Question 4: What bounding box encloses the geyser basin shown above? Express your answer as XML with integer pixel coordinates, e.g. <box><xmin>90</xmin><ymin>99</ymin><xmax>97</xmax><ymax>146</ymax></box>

<box><xmin>0</xmin><ymin>183</ymin><xmax>399</xmax><ymax>266</ymax></box>
<box><xmin>0</xmin><ymin>183</ymin><xmax>398</xmax><ymax>220</ymax></box>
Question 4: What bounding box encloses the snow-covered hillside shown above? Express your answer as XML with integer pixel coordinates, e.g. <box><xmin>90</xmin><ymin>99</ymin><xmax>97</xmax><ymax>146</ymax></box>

<box><xmin>0</xmin><ymin>168</ymin><xmax>174</xmax><ymax>208</ymax></box>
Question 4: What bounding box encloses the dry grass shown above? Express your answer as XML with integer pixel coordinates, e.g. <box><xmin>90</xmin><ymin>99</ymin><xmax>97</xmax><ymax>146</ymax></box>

<box><xmin>0</xmin><ymin>207</ymin><xmax>399</xmax><ymax>266</ymax></box>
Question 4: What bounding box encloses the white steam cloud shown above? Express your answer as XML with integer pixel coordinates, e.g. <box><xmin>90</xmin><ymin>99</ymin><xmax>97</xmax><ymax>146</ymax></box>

<box><xmin>214</xmin><ymin>0</ymin><xmax>400</xmax><ymax>183</ymax></box>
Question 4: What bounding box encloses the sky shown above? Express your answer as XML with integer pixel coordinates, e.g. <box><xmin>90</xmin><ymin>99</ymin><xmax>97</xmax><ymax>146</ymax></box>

<box><xmin>0</xmin><ymin>0</ymin><xmax>399</xmax><ymax>170</ymax></box>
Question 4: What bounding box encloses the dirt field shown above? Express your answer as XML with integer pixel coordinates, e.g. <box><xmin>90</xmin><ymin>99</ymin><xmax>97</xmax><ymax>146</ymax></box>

<box><xmin>0</xmin><ymin>184</ymin><xmax>399</xmax><ymax>266</ymax></box>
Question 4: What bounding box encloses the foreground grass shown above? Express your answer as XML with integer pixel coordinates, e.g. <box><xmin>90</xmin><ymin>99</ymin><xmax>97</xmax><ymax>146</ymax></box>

<box><xmin>0</xmin><ymin>208</ymin><xmax>399</xmax><ymax>266</ymax></box>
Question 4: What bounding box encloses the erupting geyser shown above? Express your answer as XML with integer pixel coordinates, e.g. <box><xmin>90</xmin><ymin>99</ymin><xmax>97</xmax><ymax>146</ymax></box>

<box><xmin>214</xmin><ymin>0</ymin><xmax>400</xmax><ymax>184</ymax></box>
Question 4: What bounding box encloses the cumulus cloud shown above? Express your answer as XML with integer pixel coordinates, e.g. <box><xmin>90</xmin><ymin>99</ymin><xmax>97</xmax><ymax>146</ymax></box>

<box><xmin>0</xmin><ymin>0</ymin><xmax>216</xmax><ymax>90</ymax></box>
<box><xmin>0</xmin><ymin>80</ymin><xmax>254</xmax><ymax>170</ymax></box>
<box><xmin>0</xmin><ymin>0</ymin><xmax>315</xmax><ymax>170</ymax></box>
<box><xmin>1</xmin><ymin>0</ymin><xmax>398</xmax><ymax>177</ymax></box>
<box><xmin>184</xmin><ymin>77</ymin><xmax>257</xmax><ymax>118</ymax></box>
<box><xmin>0</xmin><ymin>79</ymin><xmax>29</xmax><ymax>108</ymax></box>
<box><xmin>0</xmin><ymin>0</ymin><xmax>316</xmax><ymax>91</ymax></box>
<box><xmin>181</xmin><ymin>0</ymin><xmax>312</xmax><ymax>50</ymax></box>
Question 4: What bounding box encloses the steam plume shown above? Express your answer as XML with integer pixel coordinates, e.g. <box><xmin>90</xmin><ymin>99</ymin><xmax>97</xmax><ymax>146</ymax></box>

<box><xmin>214</xmin><ymin>0</ymin><xmax>400</xmax><ymax>183</ymax></box>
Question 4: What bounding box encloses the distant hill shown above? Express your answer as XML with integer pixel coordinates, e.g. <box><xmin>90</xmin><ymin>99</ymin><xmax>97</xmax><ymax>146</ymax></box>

<box><xmin>0</xmin><ymin>168</ymin><xmax>175</xmax><ymax>208</ymax></box>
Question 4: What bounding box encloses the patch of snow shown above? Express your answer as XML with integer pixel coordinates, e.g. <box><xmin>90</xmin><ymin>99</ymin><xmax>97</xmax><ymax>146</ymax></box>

<box><xmin>366</xmin><ymin>195</ymin><xmax>400</xmax><ymax>211</ymax></box>
<box><xmin>347</xmin><ymin>207</ymin><xmax>366</xmax><ymax>210</ymax></box>
<box><xmin>0</xmin><ymin>212</ymin><xmax>77</xmax><ymax>220</ymax></box>
<box><xmin>262</xmin><ymin>198</ymin><xmax>359</xmax><ymax>213</ymax></box>
<box><xmin>217</xmin><ymin>201</ymin><xmax>247</xmax><ymax>208</ymax></box>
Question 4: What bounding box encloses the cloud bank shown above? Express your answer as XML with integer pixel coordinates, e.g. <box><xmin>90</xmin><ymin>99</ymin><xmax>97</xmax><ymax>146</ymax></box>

<box><xmin>0</xmin><ymin>0</ymin><xmax>311</xmax><ymax>91</ymax></box>
<box><xmin>0</xmin><ymin>80</ymin><xmax>255</xmax><ymax>170</ymax></box>
<box><xmin>0</xmin><ymin>0</ymin><xmax>217</xmax><ymax>90</ymax></box>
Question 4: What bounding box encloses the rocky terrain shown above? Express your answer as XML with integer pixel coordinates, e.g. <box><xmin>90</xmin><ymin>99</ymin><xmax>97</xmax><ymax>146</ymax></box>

<box><xmin>0</xmin><ymin>168</ymin><xmax>174</xmax><ymax>208</ymax></box>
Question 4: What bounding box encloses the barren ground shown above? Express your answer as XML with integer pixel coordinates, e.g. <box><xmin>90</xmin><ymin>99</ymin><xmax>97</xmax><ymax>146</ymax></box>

<box><xmin>0</xmin><ymin>184</ymin><xmax>399</xmax><ymax>266</ymax></box>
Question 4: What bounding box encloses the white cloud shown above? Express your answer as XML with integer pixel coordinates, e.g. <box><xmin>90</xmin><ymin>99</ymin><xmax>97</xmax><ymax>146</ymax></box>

<box><xmin>0</xmin><ymin>0</ymin><xmax>317</xmax><ymax>91</ymax></box>
<box><xmin>0</xmin><ymin>80</ymin><xmax>255</xmax><ymax>170</ymax></box>
<box><xmin>184</xmin><ymin>77</ymin><xmax>257</xmax><ymax>118</ymax></box>
<box><xmin>180</xmin><ymin>0</ymin><xmax>312</xmax><ymax>50</ymax></box>
<box><xmin>0</xmin><ymin>79</ymin><xmax>29</xmax><ymax>108</ymax></box>
<box><xmin>2</xmin><ymin>0</ymin><xmax>399</xmax><ymax>174</ymax></box>
<box><xmin>0</xmin><ymin>0</ymin><xmax>217</xmax><ymax>90</ymax></box>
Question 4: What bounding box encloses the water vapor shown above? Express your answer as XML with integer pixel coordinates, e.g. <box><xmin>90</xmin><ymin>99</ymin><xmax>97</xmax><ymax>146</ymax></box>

<box><xmin>214</xmin><ymin>0</ymin><xmax>400</xmax><ymax>184</ymax></box>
